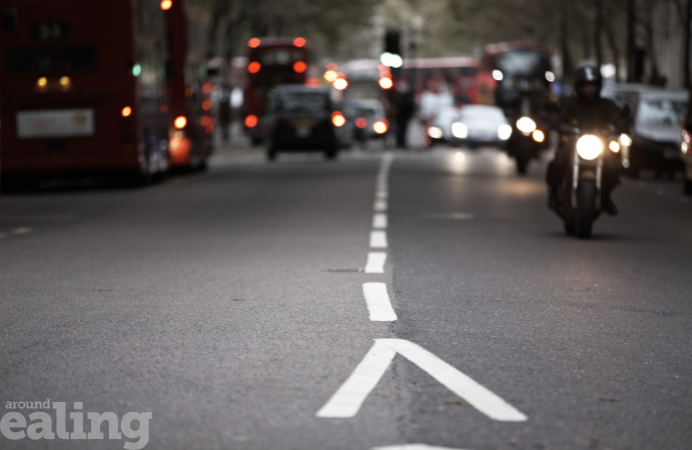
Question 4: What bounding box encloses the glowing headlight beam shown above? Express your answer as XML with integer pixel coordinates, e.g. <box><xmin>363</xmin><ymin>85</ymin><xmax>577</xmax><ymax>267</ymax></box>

<box><xmin>618</xmin><ymin>133</ymin><xmax>632</xmax><ymax>147</ymax></box>
<box><xmin>576</xmin><ymin>134</ymin><xmax>604</xmax><ymax>160</ymax></box>
<box><xmin>498</xmin><ymin>124</ymin><xmax>512</xmax><ymax>140</ymax></box>
<box><xmin>532</xmin><ymin>130</ymin><xmax>545</xmax><ymax>143</ymax></box>
<box><xmin>516</xmin><ymin>117</ymin><xmax>537</xmax><ymax>134</ymax></box>
<box><xmin>451</xmin><ymin>122</ymin><xmax>468</xmax><ymax>139</ymax></box>
<box><xmin>428</xmin><ymin>127</ymin><xmax>443</xmax><ymax>139</ymax></box>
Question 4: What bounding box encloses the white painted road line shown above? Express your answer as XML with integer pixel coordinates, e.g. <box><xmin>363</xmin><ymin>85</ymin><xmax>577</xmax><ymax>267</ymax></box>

<box><xmin>379</xmin><ymin>339</ymin><xmax>528</xmax><ymax>422</ymax></box>
<box><xmin>374</xmin><ymin>200</ymin><xmax>387</xmax><ymax>212</ymax></box>
<box><xmin>11</xmin><ymin>227</ymin><xmax>32</xmax><ymax>234</ymax></box>
<box><xmin>317</xmin><ymin>339</ymin><xmax>528</xmax><ymax>422</ymax></box>
<box><xmin>373</xmin><ymin>213</ymin><xmax>387</xmax><ymax>229</ymax></box>
<box><xmin>376</xmin><ymin>192</ymin><xmax>388</xmax><ymax>200</ymax></box>
<box><xmin>373</xmin><ymin>445</ymin><xmax>472</xmax><ymax>450</ymax></box>
<box><xmin>364</xmin><ymin>252</ymin><xmax>386</xmax><ymax>273</ymax></box>
<box><xmin>362</xmin><ymin>282</ymin><xmax>397</xmax><ymax>321</ymax></box>
<box><xmin>316</xmin><ymin>341</ymin><xmax>397</xmax><ymax>418</ymax></box>
<box><xmin>369</xmin><ymin>230</ymin><xmax>387</xmax><ymax>248</ymax></box>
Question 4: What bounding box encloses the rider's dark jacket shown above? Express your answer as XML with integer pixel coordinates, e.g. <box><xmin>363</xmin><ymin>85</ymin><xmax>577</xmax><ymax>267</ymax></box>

<box><xmin>547</xmin><ymin>95</ymin><xmax>629</xmax><ymax>192</ymax></box>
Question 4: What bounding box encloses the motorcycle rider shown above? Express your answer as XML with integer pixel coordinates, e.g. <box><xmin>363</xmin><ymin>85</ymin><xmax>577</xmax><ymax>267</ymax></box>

<box><xmin>547</xmin><ymin>64</ymin><xmax>629</xmax><ymax>215</ymax></box>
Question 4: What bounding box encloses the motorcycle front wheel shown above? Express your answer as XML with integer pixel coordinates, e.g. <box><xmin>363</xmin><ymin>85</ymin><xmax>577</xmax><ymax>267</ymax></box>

<box><xmin>575</xmin><ymin>180</ymin><xmax>597</xmax><ymax>239</ymax></box>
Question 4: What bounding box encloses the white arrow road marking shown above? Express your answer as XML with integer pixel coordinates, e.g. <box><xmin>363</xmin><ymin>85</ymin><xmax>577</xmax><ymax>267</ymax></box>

<box><xmin>373</xmin><ymin>213</ymin><xmax>387</xmax><ymax>229</ymax></box>
<box><xmin>370</xmin><ymin>230</ymin><xmax>387</xmax><ymax>248</ymax></box>
<box><xmin>362</xmin><ymin>283</ymin><xmax>397</xmax><ymax>321</ymax></box>
<box><xmin>373</xmin><ymin>445</ymin><xmax>472</xmax><ymax>450</ymax></box>
<box><xmin>364</xmin><ymin>252</ymin><xmax>386</xmax><ymax>273</ymax></box>
<box><xmin>316</xmin><ymin>341</ymin><xmax>396</xmax><ymax>418</ymax></box>
<box><xmin>379</xmin><ymin>339</ymin><xmax>527</xmax><ymax>422</ymax></box>
<box><xmin>316</xmin><ymin>339</ymin><xmax>527</xmax><ymax>422</ymax></box>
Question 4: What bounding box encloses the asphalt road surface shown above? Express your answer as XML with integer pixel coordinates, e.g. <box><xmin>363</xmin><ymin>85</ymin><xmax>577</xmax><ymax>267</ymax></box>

<box><xmin>1</xmin><ymin>143</ymin><xmax>691</xmax><ymax>450</ymax></box>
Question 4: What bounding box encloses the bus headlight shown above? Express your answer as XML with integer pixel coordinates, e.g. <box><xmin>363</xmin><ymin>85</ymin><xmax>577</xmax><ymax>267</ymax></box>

<box><xmin>428</xmin><ymin>126</ymin><xmax>443</xmax><ymax>139</ymax></box>
<box><xmin>451</xmin><ymin>122</ymin><xmax>468</xmax><ymax>139</ymax></box>
<box><xmin>498</xmin><ymin>124</ymin><xmax>512</xmax><ymax>140</ymax></box>
<box><xmin>516</xmin><ymin>117</ymin><xmax>536</xmax><ymax>134</ymax></box>
<box><xmin>618</xmin><ymin>133</ymin><xmax>632</xmax><ymax>146</ymax></box>
<box><xmin>576</xmin><ymin>135</ymin><xmax>603</xmax><ymax>160</ymax></box>
<box><xmin>532</xmin><ymin>130</ymin><xmax>545</xmax><ymax>143</ymax></box>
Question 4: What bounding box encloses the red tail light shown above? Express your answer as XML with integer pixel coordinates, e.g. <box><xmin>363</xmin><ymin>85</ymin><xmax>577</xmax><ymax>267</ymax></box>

<box><xmin>293</xmin><ymin>61</ymin><xmax>307</xmax><ymax>73</ymax></box>
<box><xmin>355</xmin><ymin>117</ymin><xmax>367</xmax><ymax>129</ymax></box>
<box><xmin>248</xmin><ymin>62</ymin><xmax>261</xmax><ymax>74</ymax></box>
<box><xmin>245</xmin><ymin>115</ymin><xmax>258</xmax><ymax>128</ymax></box>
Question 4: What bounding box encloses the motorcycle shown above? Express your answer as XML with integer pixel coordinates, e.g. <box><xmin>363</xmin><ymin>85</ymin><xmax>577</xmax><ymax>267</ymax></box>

<box><xmin>554</xmin><ymin>123</ymin><xmax>629</xmax><ymax>238</ymax></box>
<box><xmin>505</xmin><ymin>80</ymin><xmax>550</xmax><ymax>174</ymax></box>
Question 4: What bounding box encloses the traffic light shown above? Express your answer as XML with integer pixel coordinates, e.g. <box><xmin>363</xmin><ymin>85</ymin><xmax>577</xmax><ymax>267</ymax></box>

<box><xmin>384</xmin><ymin>30</ymin><xmax>401</xmax><ymax>55</ymax></box>
<box><xmin>381</xmin><ymin>29</ymin><xmax>402</xmax><ymax>68</ymax></box>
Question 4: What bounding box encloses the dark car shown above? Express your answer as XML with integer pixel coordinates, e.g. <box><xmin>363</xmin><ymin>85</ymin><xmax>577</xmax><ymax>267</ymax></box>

<box><xmin>266</xmin><ymin>85</ymin><xmax>338</xmax><ymax>160</ymax></box>
<box><xmin>627</xmin><ymin>90</ymin><xmax>688</xmax><ymax>176</ymax></box>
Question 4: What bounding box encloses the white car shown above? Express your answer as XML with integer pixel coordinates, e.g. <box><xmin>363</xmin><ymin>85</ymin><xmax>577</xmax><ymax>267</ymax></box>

<box><xmin>425</xmin><ymin>106</ymin><xmax>461</xmax><ymax>144</ymax></box>
<box><xmin>626</xmin><ymin>90</ymin><xmax>688</xmax><ymax>175</ymax></box>
<box><xmin>449</xmin><ymin>105</ymin><xmax>512</xmax><ymax>148</ymax></box>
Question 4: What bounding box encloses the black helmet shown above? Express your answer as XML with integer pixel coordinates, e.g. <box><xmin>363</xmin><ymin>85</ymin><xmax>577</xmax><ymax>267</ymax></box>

<box><xmin>574</xmin><ymin>64</ymin><xmax>602</xmax><ymax>100</ymax></box>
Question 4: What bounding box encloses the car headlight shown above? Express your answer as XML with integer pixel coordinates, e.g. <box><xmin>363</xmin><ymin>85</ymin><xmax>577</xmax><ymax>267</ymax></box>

<box><xmin>451</xmin><ymin>122</ymin><xmax>468</xmax><ymax>139</ymax></box>
<box><xmin>516</xmin><ymin>117</ymin><xmax>536</xmax><ymax>134</ymax></box>
<box><xmin>428</xmin><ymin>126</ymin><xmax>443</xmax><ymax>139</ymax></box>
<box><xmin>576</xmin><ymin>135</ymin><xmax>604</xmax><ymax>160</ymax></box>
<box><xmin>618</xmin><ymin>133</ymin><xmax>632</xmax><ymax>146</ymax></box>
<box><xmin>498</xmin><ymin>124</ymin><xmax>512</xmax><ymax>140</ymax></box>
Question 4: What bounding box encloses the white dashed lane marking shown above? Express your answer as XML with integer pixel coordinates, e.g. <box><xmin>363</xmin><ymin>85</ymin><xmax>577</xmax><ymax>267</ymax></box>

<box><xmin>374</xmin><ymin>200</ymin><xmax>387</xmax><ymax>212</ymax></box>
<box><xmin>11</xmin><ymin>227</ymin><xmax>32</xmax><ymax>234</ymax></box>
<box><xmin>373</xmin><ymin>445</ymin><xmax>472</xmax><ymax>450</ymax></box>
<box><xmin>373</xmin><ymin>213</ymin><xmax>387</xmax><ymax>229</ymax></box>
<box><xmin>364</xmin><ymin>252</ymin><xmax>386</xmax><ymax>274</ymax></box>
<box><xmin>362</xmin><ymin>282</ymin><xmax>397</xmax><ymax>321</ymax></box>
<box><xmin>369</xmin><ymin>230</ymin><xmax>387</xmax><ymax>249</ymax></box>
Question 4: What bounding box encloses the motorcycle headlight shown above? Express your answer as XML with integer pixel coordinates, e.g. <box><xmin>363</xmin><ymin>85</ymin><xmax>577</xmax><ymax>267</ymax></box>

<box><xmin>516</xmin><ymin>117</ymin><xmax>536</xmax><ymax>134</ymax></box>
<box><xmin>576</xmin><ymin>135</ymin><xmax>604</xmax><ymax>160</ymax></box>
<box><xmin>498</xmin><ymin>124</ymin><xmax>512</xmax><ymax>140</ymax></box>
<box><xmin>428</xmin><ymin>126</ymin><xmax>443</xmax><ymax>139</ymax></box>
<box><xmin>618</xmin><ymin>133</ymin><xmax>632</xmax><ymax>146</ymax></box>
<box><xmin>451</xmin><ymin>122</ymin><xmax>468</xmax><ymax>139</ymax></box>
<box><xmin>532</xmin><ymin>130</ymin><xmax>545</xmax><ymax>143</ymax></box>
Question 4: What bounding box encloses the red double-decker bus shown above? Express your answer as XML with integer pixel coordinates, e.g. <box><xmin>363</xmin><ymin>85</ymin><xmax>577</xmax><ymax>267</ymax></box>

<box><xmin>164</xmin><ymin>0</ymin><xmax>213</xmax><ymax>170</ymax></box>
<box><xmin>0</xmin><ymin>0</ymin><xmax>169</xmax><ymax>183</ymax></box>
<box><xmin>398</xmin><ymin>57</ymin><xmax>481</xmax><ymax>105</ymax></box>
<box><xmin>243</xmin><ymin>37</ymin><xmax>309</xmax><ymax>145</ymax></box>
